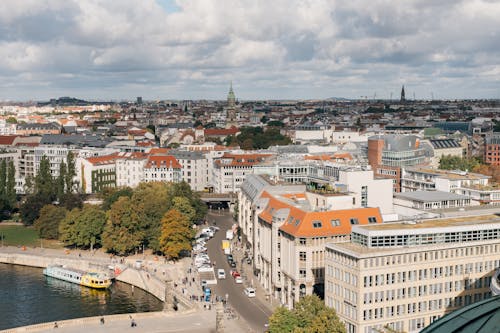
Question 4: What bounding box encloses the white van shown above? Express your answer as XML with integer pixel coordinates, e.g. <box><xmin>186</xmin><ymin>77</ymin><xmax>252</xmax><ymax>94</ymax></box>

<box><xmin>217</xmin><ymin>269</ymin><xmax>226</xmax><ymax>279</ymax></box>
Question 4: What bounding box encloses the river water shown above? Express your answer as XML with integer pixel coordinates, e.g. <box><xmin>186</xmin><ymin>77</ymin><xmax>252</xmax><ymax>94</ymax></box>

<box><xmin>0</xmin><ymin>263</ymin><xmax>163</xmax><ymax>330</ymax></box>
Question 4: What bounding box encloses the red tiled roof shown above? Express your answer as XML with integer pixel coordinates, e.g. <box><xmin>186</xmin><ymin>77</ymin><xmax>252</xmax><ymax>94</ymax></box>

<box><xmin>86</xmin><ymin>153</ymin><xmax>122</xmax><ymax>165</ymax></box>
<box><xmin>0</xmin><ymin>135</ymin><xmax>18</xmax><ymax>145</ymax></box>
<box><xmin>145</xmin><ymin>155</ymin><xmax>181</xmax><ymax>169</ymax></box>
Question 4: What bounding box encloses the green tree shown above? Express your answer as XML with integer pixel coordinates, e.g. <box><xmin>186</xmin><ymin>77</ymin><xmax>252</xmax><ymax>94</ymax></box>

<box><xmin>20</xmin><ymin>193</ymin><xmax>52</xmax><ymax>226</ymax></box>
<box><xmin>169</xmin><ymin>182</ymin><xmax>207</xmax><ymax>223</ymax></box>
<box><xmin>35</xmin><ymin>155</ymin><xmax>55</xmax><ymax>200</ymax></box>
<box><xmin>59</xmin><ymin>205</ymin><xmax>106</xmax><ymax>249</ymax></box>
<box><xmin>172</xmin><ymin>196</ymin><xmax>196</xmax><ymax>223</ymax></box>
<box><xmin>65</xmin><ymin>151</ymin><xmax>76</xmax><ymax>193</ymax></box>
<box><xmin>131</xmin><ymin>182</ymin><xmax>170</xmax><ymax>252</ymax></box>
<box><xmin>101</xmin><ymin>187</ymin><xmax>133</xmax><ymax>211</ymax></box>
<box><xmin>159</xmin><ymin>209</ymin><xmax>193</xmax><ymax>260</ymax></box>
<box><xmin>34</xmin><ymin>204</ymin><xmax>67</xmax><ymax>239</ymax></box>
<box><xmin>0</xmin><ymin>160</ymin><xmax>6</xmax><ymax>198</ymax></box>
<box><xmin>6</xmin><ymin>116</ymin><xmax>17</xmax><ymax>124</ymax></box>
<box><xmin>439</xmin><ymin>155</ymin><xmax>480</xmax><ymax>171</ymax></box>
<box><xmin>57</xmin><ymin>161</ymin><xmax>67</xmax><ymax>200</ymax></box>
<box><xmin>268</xmin><ymin>307</ymin><xmax>299</xmax><ymax>333</ymax></box>
<box><xmin>102</xmin><ymin>196</ymin><xmax>144</xmax><ymax>254</ymax></box>
<box><xmin>268</xmin><ymin>295</ymin><xmax>345</xmax><ymax>333</ymax></box>
<box><xmin>6</xmin><ymin>161</ymin><xmax>16</xmax><ymax>207</ymax></box>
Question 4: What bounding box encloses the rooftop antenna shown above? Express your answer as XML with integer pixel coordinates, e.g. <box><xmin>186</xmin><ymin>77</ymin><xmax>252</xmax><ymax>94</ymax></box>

<box><xmin>413</xmin><ymin>92</ymin><xmax>416</xmax><ymax>101</ymax></box>
<box><xmin>390</xmin><ymin>92</ymin><xmax>393</xmax><ymax>101</ymax></box>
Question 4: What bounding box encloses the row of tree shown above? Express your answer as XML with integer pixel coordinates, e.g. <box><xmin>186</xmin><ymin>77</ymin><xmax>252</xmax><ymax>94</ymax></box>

<box><xmin>33</xmin><ymin>181</ymin><xmax>207</xmax><ymax>259</ymax></box>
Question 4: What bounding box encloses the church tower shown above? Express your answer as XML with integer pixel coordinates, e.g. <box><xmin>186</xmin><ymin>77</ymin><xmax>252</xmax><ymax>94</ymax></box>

<box><xmin>400</xmin><ymin>85</ymin><xmax>406</xmax><ymax>103</ymax></box>
<box><xmin>225</xmin><ymin>82</ymin><xmax>237</xmax><ymax>128</ymax></box>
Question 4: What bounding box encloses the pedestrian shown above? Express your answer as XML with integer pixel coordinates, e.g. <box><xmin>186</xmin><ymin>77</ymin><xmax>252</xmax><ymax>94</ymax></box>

<box><xmin>54</xmin><ymin>322</ymin><xmax>58</xmax><ymax>329</ymax></box>
<box><xmin>100</xmin><ymin>317</ymin><xmax>105</xmax><ymax>325</ymax></box>
<box><xmin>131</xmin><ymin>318</ymin><xmax>137</xmax><ymax>327</ymax></box>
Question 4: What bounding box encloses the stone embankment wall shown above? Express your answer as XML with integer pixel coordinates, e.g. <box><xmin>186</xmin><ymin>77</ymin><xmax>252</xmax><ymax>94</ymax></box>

<box><xmin>0</xmin><ymin>248</ymin><xmax>194</xmax><ymax>310</ymax></box>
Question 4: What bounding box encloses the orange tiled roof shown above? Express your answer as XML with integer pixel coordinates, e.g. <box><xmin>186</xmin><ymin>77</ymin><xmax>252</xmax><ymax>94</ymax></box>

<box><xmin>215</xmin><ymin>153</ymin><xmax>272</xmax><ymax>167</ymax></box>
<box><xmin>258</xmin><ymin>191</ymin><xmax>382</xmax><ymax>237</ymax></box>
<box><xmin>145</xmin><ymin>155</ymin><xmax>181</xmax><ymax>169</ymax></box>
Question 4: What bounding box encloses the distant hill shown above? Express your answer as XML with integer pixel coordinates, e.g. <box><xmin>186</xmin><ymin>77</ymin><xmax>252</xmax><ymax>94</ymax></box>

<box><xmin>37</xmin><ymin>97</ymin><xmax>114</xmax><ymax>106</ymax></box>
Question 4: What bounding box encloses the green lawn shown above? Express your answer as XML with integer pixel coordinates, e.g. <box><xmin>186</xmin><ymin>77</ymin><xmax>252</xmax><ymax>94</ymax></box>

<box><xmin>0</xmin><ymin>225</ymin><xmax>64</xmax><ymax>249</ymax></box>
<box><xmin>0</xmin><ymin>225</ymin><xmax>40</xmax><ymax>247</ymax></box>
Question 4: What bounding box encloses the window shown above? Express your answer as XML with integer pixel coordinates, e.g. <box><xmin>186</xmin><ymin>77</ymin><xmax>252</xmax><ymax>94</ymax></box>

<box><xmin>331</xmin><ymin>219</ymin><xmax>340</xmax><ymax>227</ymax></box>
<box><xmin>299</xmin><ymin>252</ymin><xmax>306</xmax><ymax>261</ymax></box>
<box><xmin>299</xmin><ymin>238</ymin><xmax>306</xmax><ymax>245</ymax></box>
<box><xmin>312</xmin><ymin>221</ymin><xmax>322</xmax><ymax>228</ymax></box>
<box><xmin>299</xmin><ymin>269</ymin><xmax>306</xmax><ymax>278</ymax></box>
<box><xmin>350</xmin><ymin>218</ymin><xmax>359</xmax><ymax>225</ymax></box>
<box><xmin>368</xmin><ymin>216</ymin><xmax>377</xmax><ymax>223</ymax></box>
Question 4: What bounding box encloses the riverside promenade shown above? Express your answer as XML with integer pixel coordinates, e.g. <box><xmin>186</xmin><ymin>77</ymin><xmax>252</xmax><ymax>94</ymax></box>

<box><xmin>0</xmin><ymin>246</ymin><xmax>253</xmax><ymax>333</ymax></box>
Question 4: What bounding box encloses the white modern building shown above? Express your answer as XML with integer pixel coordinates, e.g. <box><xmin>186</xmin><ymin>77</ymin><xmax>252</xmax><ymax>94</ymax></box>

<box><xmin>325</xmin><ymin>215</ymin><xmax>500</xmax><ymax>333</ymax></box>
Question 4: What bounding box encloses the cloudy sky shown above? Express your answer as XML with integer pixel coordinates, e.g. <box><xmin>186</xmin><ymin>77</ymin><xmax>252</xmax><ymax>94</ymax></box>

<box><xmin>0</xmin><ymin>0</ymin><xmax>499</xmax><ymax>101</ymax></box>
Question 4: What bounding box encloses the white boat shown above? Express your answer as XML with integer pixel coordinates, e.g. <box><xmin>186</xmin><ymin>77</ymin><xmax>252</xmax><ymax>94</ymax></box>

<box><xmin>43</xmin><ymin>265</ymin><xmax>112</xmax><ymax>289</ymax></box>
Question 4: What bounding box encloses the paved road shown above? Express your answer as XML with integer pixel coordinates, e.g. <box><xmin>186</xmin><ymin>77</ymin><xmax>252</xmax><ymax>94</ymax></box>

<box><xmin>205</xmin><ymin>210</ymin><xmax>272</xmax><ymax>333</ymax></box>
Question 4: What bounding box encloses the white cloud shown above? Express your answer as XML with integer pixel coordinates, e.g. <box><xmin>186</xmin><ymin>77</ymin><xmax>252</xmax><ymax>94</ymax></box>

<box><xmin>0</xmin><ymin>0</ymin><xmax>498</xmax><ymax>100</ymax></box>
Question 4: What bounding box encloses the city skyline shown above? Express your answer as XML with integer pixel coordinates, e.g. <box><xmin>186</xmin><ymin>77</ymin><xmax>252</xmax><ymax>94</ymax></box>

<box><xmin>0</xmin><ymin>0</ymin><xmax>499</xmax><ymax>101</ymax></box>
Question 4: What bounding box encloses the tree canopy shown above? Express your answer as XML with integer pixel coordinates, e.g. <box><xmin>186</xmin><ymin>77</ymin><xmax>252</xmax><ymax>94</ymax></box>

<box><xmin>34</xmin><ymin>204</ymin><xmax>67</xmax><ymax>239</ymax></box>
<box><xmin>159</xmin><ymin>208</ymin><xmax>194</xmax><ymax>260</ymax></box>
<box><xmin>225</xmin><ymin>126</ymin><xmax>292</xmax><ymax>149</ymax></box>
<box><xmin>439</xmin><ymin>155</ymin><xmax>481</xmax><ymax>171</ymax></box>
<box><xmin>59</xmin><ymin>205</ymin><xmax>106</xmax><ymax>249</ymax></box>
<box><xmin>268</xmin><ymin>295</ymin><xmax>346</xmax><ymax>333</ymax></box>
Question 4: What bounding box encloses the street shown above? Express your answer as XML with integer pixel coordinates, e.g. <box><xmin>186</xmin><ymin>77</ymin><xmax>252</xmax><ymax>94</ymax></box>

<box><xmin>205</xmin><ymin>210</ymin><xmax>273</xmax><ymax>333</ymax></box>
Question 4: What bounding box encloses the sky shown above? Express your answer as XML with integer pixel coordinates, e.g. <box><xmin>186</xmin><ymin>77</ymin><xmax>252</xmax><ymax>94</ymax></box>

<box><xmin>0</xmin><ymin>0</ymin><xmax>499</xmax><ymax>101</ymax></box>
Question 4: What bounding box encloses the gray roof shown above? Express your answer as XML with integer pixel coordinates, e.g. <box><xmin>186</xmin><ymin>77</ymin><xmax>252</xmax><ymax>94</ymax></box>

<box><xmin>240</xmin><ymin>174</ymin><xmax>269</xmax><ymax>203</ymax></box>
<box><xmin>18</xmin><ymin>122</ymin><xmax>60</xmax><ymax>130</ymax></box>
<box><xmin>40</xmin><ymin>134</ymin><xmax>111</xmax><ymax>148</ymax></box>
<box><xmin>170</xmin><ymin>150</ymin><xmax>205</xmax><ymax>160</ymax></box>
<box><xmin>268</xmin><ymin>145</ymin><xmax>309</xmax><ymax>154</ymax></box>
<box><xmin>420</xmin><ymin>295</ymin><xmax>500</xmax><ymax>333</ymax></box>
<box><xmin>395</xmin><ymin>190</ymin><xmax>470</xmax><ymax>202</ymax></box>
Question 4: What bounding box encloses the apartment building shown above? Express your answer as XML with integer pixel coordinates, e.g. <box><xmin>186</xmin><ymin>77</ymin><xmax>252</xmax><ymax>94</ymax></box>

<box><xmin>239</xmin><ymin>175</ymin><xmax>383</xmax><ymax>309</ymax></box>
<box><xmin>115</xmin><ymin>152</ymin><xmax>147</xmax><ymax>188</ymax></box>
<box><xmin>325</xmin><ymin>215</ymin><xmax>500</xmax><ymax>333</ymax></box>
<box><xmin>78</xmin><ymin>153</ymin><xmax>121</xmax><ymax>193</ymax></box>
<box><xmin>143</xmin><ymin>155</ymin><xmax>182</xmax><ymax>183</ymax></box>
<box><xmin>213</xmin><ymin>153</ymin><xmax>272</xmax><ymax>193</ymax></box>
<box><xmin>170</xmin><ymin>150</ymin><xmax>210</xmax><ymax>191</ymax></box>
<box><xmin>402</xmin><ymin>167</ymin><xmax>499</xmax><ymax>205</ymax></box>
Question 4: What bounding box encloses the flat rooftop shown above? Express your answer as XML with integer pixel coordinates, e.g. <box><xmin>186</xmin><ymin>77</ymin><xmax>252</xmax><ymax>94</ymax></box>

<box><xmin>360</xmin><ymin>214</ymin><xmax>500</xmax><ymax>231</ymax></box>
<box><xmin>394</xmin><ymin>190</ymin><xmax>470</xmax><ymax>202</ymax></box>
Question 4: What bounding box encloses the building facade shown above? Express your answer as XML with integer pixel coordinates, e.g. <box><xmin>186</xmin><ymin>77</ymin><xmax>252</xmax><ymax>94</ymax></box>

<box><xmin>325</xmin><ymin>215</ymin><xmax>500</xmax><ymax>333</ymax></box>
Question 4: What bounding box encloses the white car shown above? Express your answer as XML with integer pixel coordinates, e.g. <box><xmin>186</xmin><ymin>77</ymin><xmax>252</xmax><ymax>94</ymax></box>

<box><xmin>244</xmin><ymin>287</ymin><xmax>256</xmax><ymax>298</ymax></box>
<box><xmin>235</xmin><ymin>276</ymin><xmax>243</xmax><ymax>284</ymax></box>
<box><xmin>217</xmin><ymin>269</ymin><xmax>226</xmax><ymax>279</ymax></box>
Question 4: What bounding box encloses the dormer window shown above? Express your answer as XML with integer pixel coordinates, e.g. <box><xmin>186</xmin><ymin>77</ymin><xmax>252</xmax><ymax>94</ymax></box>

<box><xmin>312</xmin><ymin>221</ymin><xmax>322</xmax><ymax>228</ymax></box>
<box><xmin>350</xmin><ymin>218</ymin><xmax>359</xmax><ymax>225</ymax></box>
<box><xmin>368</xmin><ymin>216</ymin><xmax>377</xmax><ymax>223</ymax></box>
<box><xmin>331</xmin><ymin>219</ymin><xmax>340</xmax><ymax>227</ymax></box>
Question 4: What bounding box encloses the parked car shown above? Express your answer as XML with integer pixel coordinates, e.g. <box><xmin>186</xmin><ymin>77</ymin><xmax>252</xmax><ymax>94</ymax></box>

<box><xmin>226</xmin><ymin>254</ymin><xmax>234</xmax><ymax>262</ymax></box>
<box><xmin>235</xmin><ymin>276</ymin><xmax>243</xmax><ymax>284</ymax></box>
<box><xmin>230</xmin><ymin>261</ymin><xmax>236</xmax><ymax>268</ymax></box>
<box><xmin>244</xmin><ymin>287</ymin><xmax>256</xmax><ymax>297</ymax></box>
<box><xmin>217</xmin><ymin>269</ymin><xmax>226</xmax><ymax>279</ymax></box>
<box><xmin>231</xmin><ymin>270</ymin><xmax>240</xmax><ymax>278</ymax></box>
